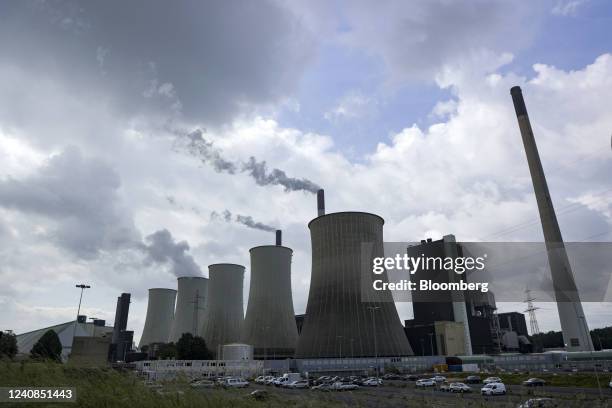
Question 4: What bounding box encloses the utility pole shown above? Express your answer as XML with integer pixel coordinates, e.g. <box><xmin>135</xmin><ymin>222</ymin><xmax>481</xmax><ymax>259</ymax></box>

<box><xmin>368</xmin><ymin>306</ymin><xmax>380</xmax><ymax>379</ymax></box>
<box><xmin>71</xmin><ymin>284</ymin><xmax>91</xmax><ymax>353</ymax></box>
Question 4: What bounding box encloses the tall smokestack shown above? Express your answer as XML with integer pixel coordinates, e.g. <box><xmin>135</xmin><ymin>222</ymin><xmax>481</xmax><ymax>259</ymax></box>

<box><xmin>510</xmin><ymin>86</ymin><xmax>593</xmax><ymax>351</ymax></box>
<box><xmin>317</xmin><ymin>189</ymin><xmax>325</xmax><ymax>216</ymax></box>
<box><xmin>276</xmin><ymin>229</ymin><xmax>282</xmax><ymax>246</ymax></box>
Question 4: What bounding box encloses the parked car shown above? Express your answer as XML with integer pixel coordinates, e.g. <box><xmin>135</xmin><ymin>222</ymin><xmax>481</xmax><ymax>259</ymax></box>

<box><xmin>264</xmin><ymin>376</ymin><xmax>277</xmax><ymax>385</ymax></box>
<box><xmin>223</xmin><ymin>378</ymin><xmax>249</xmax><ymax>388</ymax></box>
<box><xmin>383</xmin><ymin>374</ymin><xmax>401</xmax><ymax>380</ymax></box>
<box><xmin>287</xmin><ymin>380</ymin><xmax>310</xmax><ymax>389</ymax></box>
<box><xmin>311</xmin><ymin>383</ymin><xmax>334</xmax><ymax>391</ymax></box>
<box><xmin>483</xmin><ymin>376</ymin><xmax>502</xmax><ymax>385</ymax></box>
<box><xmin>254</xmin><ymin>376</ymin><xmax>264</xmax><ymax>384</ymax></box>
<box><xmin>332</xmin><ymin>381</ymin><xmax>359</xmax><ymax>391</ymax></box>
<box><xmin>480</xmin><ymin>382</ymin><xmax>506</xmax><ymax>396</ymax></box>
<box><xmin>465</xmin><ymin>375</ymin><xmax>481</xmax><ymax>384</ymax></box>
<box><xmin>416</xmin><ymin>378</ymin><xmax>436</xmax><ymax>388</ymax></box>
<box><xmin>438</xmin><ymin>382</ymin><xmax>450</xmax><ymax>392</ymax></box>
<box><xmin>405</xmin><ymin>374</ymin><xmax>419</xmax><ymax>381</ymax></box>
<box><xmin>433</xmin><ymin>375</ymin><xmax>446</xmax><ymax>382</ymax></box>
<box><xmin>363</xmin><ymin>378</ymin><xmax>382</xmax><ymax>386</ymax></box>
<box><xmin>609</xmin><ymin>378</ymin><xmax>612</xmax><ymax>389</ymax></box>
<box><xmin>518</xmin><ymin>398</ymin><xmax>557</xmax><ymax>408</ymax></box>
<box><xmin>523</xmin><ymin>378</ymin><xmax>546</xmax><ymax>387</ymax></box>
<box><xmin>449</xmin><ymin>382</ymin><xmax>471</xmax><ymax>393</ymax></box>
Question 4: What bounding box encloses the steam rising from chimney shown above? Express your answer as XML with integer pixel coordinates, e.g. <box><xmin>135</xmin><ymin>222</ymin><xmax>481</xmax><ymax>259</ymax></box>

<box><xmin>141</xmin><ymin>229</ymin><xmax>202</xmax><ymax>277</ymax></box>
<box><xmin>176</xmin><ymin>129</ymin><xmax>320</xmax><ymax>194</ymax></box>
<box><xmin>211</xmin><ymin>210</ymin><xmax>276</xmax><ymax>232</ymax></box>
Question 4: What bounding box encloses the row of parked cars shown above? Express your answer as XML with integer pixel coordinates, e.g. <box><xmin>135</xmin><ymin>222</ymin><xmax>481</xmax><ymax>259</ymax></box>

<box><xmin>253</xmin><ymin>374</ymin><xmax>385</xmax><ymax>391</ymax></box>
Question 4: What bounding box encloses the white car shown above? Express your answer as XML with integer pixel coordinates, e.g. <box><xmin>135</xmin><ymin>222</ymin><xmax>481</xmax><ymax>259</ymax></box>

<box><xmin>433</xmin><ymin>375</ymin><xmax>446</xmax><ymax>383</ymax></box>
<box><xmin>449</xmin><ymin>382</ymin><xmax>471</xmax><ymax>393</ymax></box>
<box><xmin>416</xmin><ymin>378</ymin><xmax>436</xmax><ymax>387</ymax></box>
<box><xmin>609</xmin><ymin>379</ymin><xmax>612</xmax><ymax>389</ymax></box>
<box><xmin>287</xmin><ymin>380</ymin><xmax>309</xmax><ymax>389</ymax></box>
<box><xmin>223</xmin><ymin>378</ymin><xmax>249</xmax><ymax>388</ymax></box>
<box><xmin>483</xmin><ymin>376</ymin><xmax>502</xmax><ymax>385</ymax></box>
<box><xmin>332</xmin><ymin>381</ymin><xmax>359</xmax><ymax>391</ymax></box>
<box><xmin>363</xmin><ymin>378</ymin><xmax>382</xmax><ymax>386</ymax></box>
<box><xmin>480</xmin><ymin>382</ymin><xmax>506</xmax><ymax>396</ymax></box>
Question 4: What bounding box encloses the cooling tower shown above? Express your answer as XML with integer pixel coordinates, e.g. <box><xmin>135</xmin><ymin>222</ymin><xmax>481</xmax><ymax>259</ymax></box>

<box><xmin>242</xmin><ymin>232</ymin><xmax>298</xmax><ymax>359</ymax></box>
<box><xmin>139</xmin><ymin>288</ymin><xmax>177</xmax><ymax>348</ymax></box>
<box><xmin>168</xmin><ymin>276</ymin><xmax>208</xmax><ymax>343</ymax></box>
<box><xmin>296</xmin><ymin>211</ymin><xmax>414</xmax><ymax>358</ymax></box>
<box><xmin>201</xmin><ymin>264</ymin><xmax>245</xmax><ymax>357</ymax></box>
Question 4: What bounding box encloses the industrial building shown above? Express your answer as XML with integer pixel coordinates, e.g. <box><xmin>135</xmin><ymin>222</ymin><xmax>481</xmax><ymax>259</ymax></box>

<box><xmin>242</xmin><ymin>231</ymin><xmax>298</xmax><ymax>359</ymax></box>
<box><xmin>139</xmin><ymin>288</ymin><xmax>177</xmax><ymax>348</ymax></box>
<box><xmin>201</xmin><ymin>263</ymin><xmax>245</xmax><ymax>357</ymax></box>
<box><xmin>296</xmin><ymin>190</ymin><xmax>413</xmax><ymax>358</ymax></box>
<box><xmin>168</xmin><ymin>277</ymin><xmax>208</xmax><ymax>343</ymax></box>
<box><xmin>405</xmin><ymin>236</ymin><xmax>505</xmax><ymax>355</ymax></box>
<box><xmin>109</xmin><ymin>293</ymin><xmax>133</xmax><ymax>362</ymax></box>
<box><xmin>135</xmin><ymin>359</ymin><xmax>263</xmax><ymax>381</ymax></box>
<box><xmin>15</xmin><ymin>316</ymin><xmax>113</xmax><ymax>361</ymax></box>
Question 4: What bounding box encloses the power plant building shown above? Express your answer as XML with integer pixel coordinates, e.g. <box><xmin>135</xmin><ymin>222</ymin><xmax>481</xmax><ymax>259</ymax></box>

<box><xmin>139</xmin><ymin>288</ymin><xmax>177</xmax><ymax>348</ymax></box>
<box><xmin>296</xmin><ymin>197</ymin><xmax>413</xmax><ymax>358</ymax></box>
<box><xmin>201</xmin><ymin>263</ymin><xmax>245</xmax><ymax>357</ymax></box>
<box><xmin>169</xmin><ymin>277</ymin><xmax>208</xmax><ymax>343</ymax></box>
<box><xmin>242</xmin><ymin>231</ymin><xmax>298</xmax><ymax>359</ymax></box>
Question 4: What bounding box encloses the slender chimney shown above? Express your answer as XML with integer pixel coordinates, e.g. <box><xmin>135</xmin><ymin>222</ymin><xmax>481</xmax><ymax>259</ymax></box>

<box><xmin>317</xmin><ymin>189</ymin><xmax>325</xmax><ymax>216</ymax></box>
<box><xmin>510</xmin><ymin>86</ymin><xmax>593</xmax><ymax>351</ymax></box>
<box><xmin>276</xmin><ymin>229</ymin><xmax>282</xmax><ymax>246</ymax></box>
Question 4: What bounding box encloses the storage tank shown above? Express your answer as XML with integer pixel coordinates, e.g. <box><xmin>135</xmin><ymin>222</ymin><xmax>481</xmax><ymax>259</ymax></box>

<box><xmin>168</xmin><ymin>277</ymin><xmax>208</xmax><ymax>343</ymax></box>
<box><xmin>295</xmin><ymin>210</ymin><xmax>414</xmax><ymax>358</ymax></box>
<box><xmin>222</xmin><ymin>343</ymin><xmax>254</xmax><ymax>360</ymax></box>
<box><xmin>138</xmin><ymin>288</ymin><xmax>177</xmax><ymax>348</ymax></box>
<box><xmin>241</xmin><ymin>231</ymin><xmax>298</xmax><ymax>359</ymax></box>
<box><xmin>201</xmin><ymin>263</ymin><xmax>244</xmax><ymax>357</ymax></box>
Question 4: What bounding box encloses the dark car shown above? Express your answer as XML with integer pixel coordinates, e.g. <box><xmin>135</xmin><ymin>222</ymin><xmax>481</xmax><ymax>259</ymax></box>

<box><xmin>464</xmin><ymin>375</ymin><xmax>481</xmax><ymax>384</ymax></box>
<box><xmin>523</xmin><ymin>378</ymin><xmax>546</xmax><ymax>387</ymax></box>
<box><xmin>405</xmin><ymin>374</ymin><xmax>419</xmax><ymax>381</ymax></box>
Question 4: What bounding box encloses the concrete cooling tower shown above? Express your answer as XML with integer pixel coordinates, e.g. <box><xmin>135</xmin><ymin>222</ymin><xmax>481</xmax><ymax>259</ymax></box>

<box><xmin>241</xmin><ymin>231</ymin><xmax>298</xmax><ymax>359</ymax></box>
<box><xmin>138</xmin><ymin>288</ymin><xmax>177</xmax><ymax>348</ymax></box>
<box><xmin>168</xmin><ymin>276</ymin><xmax>208</xmax><ymax>343</ymax></box>
<box><xmin>296</xmin><ymin>208</ymin><xmax>414</xmax><ymax>358</ymax></box>
<box><xmin>201</xmin><ymin>264</ymin><xmax>245</xmax><ymax>357</ymax></box>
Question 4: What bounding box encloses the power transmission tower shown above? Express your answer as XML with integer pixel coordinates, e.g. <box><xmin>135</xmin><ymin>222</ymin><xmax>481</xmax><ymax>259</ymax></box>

<box><xmin>524</xmin><ymin>288</ymin><xmax>540</xmax><ymax>335</ymax></box>
<box><xmin>189</xmin><ymin>289</ymin><xmax>205</xmax><ymax>337</ymax></box>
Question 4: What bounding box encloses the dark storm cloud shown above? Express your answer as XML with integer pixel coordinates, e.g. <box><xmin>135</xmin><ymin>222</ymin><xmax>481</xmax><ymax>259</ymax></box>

<box><xmin>0</xmin><ymin>0</ymin><xmax>315</xmax><ymax>125</ymax></box>
<box><xmin>177</xmin><ymin>129</ymin><xmax>321</xmax><ymax>193</ymax></box>
<box><xmin>0</xmin><ymin>147</ymin><xmax>140</xmax><ymax>258</ymax></box>
<box><xmin>141</xmin><ymin>229</ymin><xmax>202</xmax><ymax>277</ymax></box>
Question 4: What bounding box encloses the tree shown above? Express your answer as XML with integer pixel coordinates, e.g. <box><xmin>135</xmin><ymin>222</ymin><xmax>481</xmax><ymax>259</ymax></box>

<box><xmin>30</xmin><ymin>330</ymin><xmax>62</xmax><ymax>361</ymax></box>
<box><xmin>156</xmin><ymin>342</ymin><xmax>177</xmax><ymax>360</ymax></box>
<box><xmin>176</xmin><ymin>333</ymin><xmax>213</xmax><ymax>360</ymax></box>
<box><xmin>0</xmin><ymin>331</ymin><xmax>18</xmax><ymax>359</ymax></box>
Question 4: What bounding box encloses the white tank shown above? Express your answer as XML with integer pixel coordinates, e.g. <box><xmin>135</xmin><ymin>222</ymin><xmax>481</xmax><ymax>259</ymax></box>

<box><xmin>201</xmin><ymin>263</ymin><xmax>244</xmax><ymax>357</ymax></box>
<box><xmin>139</xmin><ymin>288</ymin><xmax>177</xmax><ymax>348</ymax></box>
<box><xmin>168</xmin><ymin>276</ymin><xmax>208</xmax><ymax>343</ymax></box>
<box><xmin>222</xmin><ymin>343</ymin><xmax>253</xmax><ymax>360</ymax></box>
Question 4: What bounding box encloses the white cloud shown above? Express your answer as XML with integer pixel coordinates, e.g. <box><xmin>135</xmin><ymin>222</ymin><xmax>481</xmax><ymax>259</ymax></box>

<box><xmin>324</xmin><ymin>91</ymin><xmax>377</xmax><ymax>121</ymax></box>
<box><xmin>551</xmin><ymin>0</ymin><xmax>588</xmax><ymax>16</ymax></box>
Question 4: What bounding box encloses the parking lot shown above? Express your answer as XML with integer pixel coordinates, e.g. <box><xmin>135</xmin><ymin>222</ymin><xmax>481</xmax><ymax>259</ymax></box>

<box><xmin>190</xmin><ymin>376</ymin><xmax>612</xmax><ymax>408</ymax></box>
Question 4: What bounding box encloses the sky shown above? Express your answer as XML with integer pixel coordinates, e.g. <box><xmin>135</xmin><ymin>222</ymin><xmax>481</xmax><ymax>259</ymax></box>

<box><xmin>0</xmin><ymin>0</ymin><xmax>611</xmax><ymax>344</ymax></box>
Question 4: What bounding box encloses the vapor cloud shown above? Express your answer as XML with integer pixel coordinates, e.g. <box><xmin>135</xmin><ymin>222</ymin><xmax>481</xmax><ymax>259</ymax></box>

<box><xmin>178</xmin><ymin>129</ymin><xmax>320</xmax><ymax>193</ymax></box>
<box><xmin>141</xmin><ymin>229</ymin><xmax>202</xmax><ymax>277</ymax></box>
<box><xmin>211</xmin><ymin>210</ymin><xmax>276</xmax><ymax>232</ymax></box>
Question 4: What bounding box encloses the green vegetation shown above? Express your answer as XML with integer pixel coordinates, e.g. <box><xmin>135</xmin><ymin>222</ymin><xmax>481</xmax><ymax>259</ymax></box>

<box><xmin>30</xmin><ymin>330</ymin><xmax>62</xmax><ymax>362</ymax></box>
<box><xmin>0</xmin><ymin>361</ymin><xmax>345</xmax><ymax>408</ymax></box>
<box><xmin>0</xmin><ymin>331</ymin><xmax>17</xmax><ymax>359</ymax></box>
<box><xmin>531</xmin><ymin>325</ymin><xmax>612</xmax><ymax>351</ymax></box>
<box><xmin>176</xmin><ymin>333</ymin><xmax>213</xmax><ymax>360</ymax></box>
